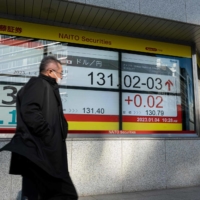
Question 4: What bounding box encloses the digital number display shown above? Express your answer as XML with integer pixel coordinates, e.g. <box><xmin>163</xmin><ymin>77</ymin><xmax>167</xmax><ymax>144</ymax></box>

<box><xmin>65</xmin><ymin>67</ymin><xmax>118</xmax><ymax>88</ymax></box>
<box><xmin>122</xmin><ymin>53</ymin><xmax>180</xmax><ymax>93</ymax></box>
<box><xmin>0</xmin><ymin>85</ymin><xmax>22</xmax><ymax>127</ymax></box>
<box><xmin>0</xmin><ymin>108</ymin><xmax>17</xmax><ymax>127</ymax></box>
<box><xmin>60</xmin><ymin>88</ymin><xmax>119</xmax><ymax>115</ymax></box>
<box><xmin>122</xmin><ymin>72</ymin><xmax>178</xmax><ymax>93</ymax></box>
<box><xmin>122</xmin><ymin>93</ymin><xmax>177</xmax><ymax>117</ymax></box>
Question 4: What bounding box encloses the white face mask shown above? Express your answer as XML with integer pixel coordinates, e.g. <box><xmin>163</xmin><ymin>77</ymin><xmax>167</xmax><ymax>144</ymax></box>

<box><xmin>53</xmin><ymin>71</ymin><xmax>62</xmax><ymax>84</ymax></box>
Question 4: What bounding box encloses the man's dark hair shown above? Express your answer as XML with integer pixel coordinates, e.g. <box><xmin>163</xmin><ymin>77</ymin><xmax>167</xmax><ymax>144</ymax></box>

<box><xmin>39</xmin><ymin>56</ymin><xmax>61</xmax><ymax>73</ymax></box>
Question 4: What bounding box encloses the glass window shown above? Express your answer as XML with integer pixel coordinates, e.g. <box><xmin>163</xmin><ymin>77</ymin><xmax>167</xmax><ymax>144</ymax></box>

<box><xmin>0</xmin><ymin>34</ymin><xmax>196</xmax><ymax>135</ymax></box>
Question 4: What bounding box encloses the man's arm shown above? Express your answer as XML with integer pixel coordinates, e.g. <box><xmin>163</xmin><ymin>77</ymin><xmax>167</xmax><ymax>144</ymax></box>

<box><xmin>20</xmin><ymin>78</ymin><xmax>52</xmax><ymax>137</ymax></box>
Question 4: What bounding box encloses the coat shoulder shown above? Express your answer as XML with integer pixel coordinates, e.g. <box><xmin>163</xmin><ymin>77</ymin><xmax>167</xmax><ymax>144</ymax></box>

<box><xmin>26</xmin><ymin>76</ymin><xmax>47</xmax><ymax>87</ymax></box>
<box><xmin>23</xmin><ymin>76</ymin><xmax>49</xmax><ymax>92</ymax></box>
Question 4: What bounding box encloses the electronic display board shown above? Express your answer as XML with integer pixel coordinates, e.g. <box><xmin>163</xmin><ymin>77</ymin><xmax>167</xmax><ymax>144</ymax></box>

<box><xmin>122</xmin><ymin>53</ymin><xmax>182</xmax><ymax>131</ymax></box>
<box><xmin>47</xmin><ymin>46</ymin><xmax>119</xmax><ymax>89</ymax></box>
<box><xmin>60</xmin><ymin>88</ymin><xmax>119</xmax><ymax>130</ymax></box>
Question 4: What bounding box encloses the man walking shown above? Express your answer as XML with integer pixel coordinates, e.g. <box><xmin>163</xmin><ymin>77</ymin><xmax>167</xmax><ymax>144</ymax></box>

<box><xmin>0</xmin><ymin>56</ymin><xmax>78</xmax><ymax>200</ymax></box>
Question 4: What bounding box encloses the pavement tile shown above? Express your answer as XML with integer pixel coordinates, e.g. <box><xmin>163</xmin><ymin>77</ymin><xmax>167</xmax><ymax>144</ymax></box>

<box><xmin>183</xmin><ymin>187</ymin><xmax>200</xmax><ymax>193</ymax></box>
<box><xmin>170</xmin><ymin>191</ymin><xmax>200</xmax><ymax>200</ymax></box>
<box><xmin>90</xmin><ymin>193</ymin><xmax>143</xmax><ymax>200</ymax></box>
<box><xmin>121</xmin><ymin>193</ymin><xmax>144</xmax><ymax>199</ymax></box>
<box><xmin>79</xmin><ymin>186</ymin><xmax>200</xmax><ymax>200</ymax></box>
<box><xmin>140</xmin><ymin>189</ymin><xmax>183</xmax><ymax>196</ymax></box>
<box><xmin>79</xmin><ymin>196</ymin><xmax>96</xmax><ymax>200</ymax></box>
<box><xmin>139</xmin><ymin>189</ymin><xmax>172</xmax><ymax>196</ymax></box>
<box><xmin>166</xmin><ymin>187</ymin><xmax>200</xmax><ymax>193</ymax></box>
<box><xmin>140</xmin><ymin>187</ymin><xmax>200</xmax><ymax>197</ymax></box>
<box><xmin>91</xmin><ymin>194</ymin><xmax>126</xmax><ymax>200</ymax></box>
<box><xmin>122</xmin><ymin>194</ymin><xmax>180</xmax><ymax>200</ymax></box>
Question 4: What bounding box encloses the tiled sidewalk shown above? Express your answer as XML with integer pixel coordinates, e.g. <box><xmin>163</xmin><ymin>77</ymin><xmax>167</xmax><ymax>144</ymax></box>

<box><xmin>79</xmin><ymin>186</ymin><xmax>200</xmax><ymax>200</ymax></box>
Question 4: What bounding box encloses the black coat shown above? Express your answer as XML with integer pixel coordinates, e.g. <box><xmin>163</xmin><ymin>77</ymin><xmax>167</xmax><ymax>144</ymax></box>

<box><xmin>0</xmin><ymin>74</ymin><xmax>69</xmax><ymax>181</ymax></box>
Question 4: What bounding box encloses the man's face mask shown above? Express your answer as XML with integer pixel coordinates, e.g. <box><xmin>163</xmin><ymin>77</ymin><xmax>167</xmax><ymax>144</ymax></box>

<box><xmin>53</xmin><ymin>71</ymin><xmax>62</xmax><ymax>84</ymax></box>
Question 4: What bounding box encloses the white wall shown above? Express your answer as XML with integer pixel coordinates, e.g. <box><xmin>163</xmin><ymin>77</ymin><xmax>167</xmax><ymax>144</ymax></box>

<box><xmin>1</xmin><ymin>138</ymin><xmax>200</xmax><ymax>199</ymax></box>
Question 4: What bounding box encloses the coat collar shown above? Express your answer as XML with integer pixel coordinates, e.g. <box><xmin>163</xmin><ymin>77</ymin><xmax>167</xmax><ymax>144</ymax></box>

<box><xmin>39</xmin><ymin>73</ymin><xmax>61</xmax><ymax>106</ymax></box>
<box><xmin>39</xmin><ymin>73</ymin><xmax>57</xmax><ymax>87</ymax></box>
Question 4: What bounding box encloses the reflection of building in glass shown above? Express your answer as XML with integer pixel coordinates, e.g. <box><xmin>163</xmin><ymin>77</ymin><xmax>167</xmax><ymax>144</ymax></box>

<box><xmin>180</xmin><ymin>68</ymin><xmax>194</xmax><ymax>130</ymax></box>
<box><xmin>0</xmin><ymin>36</ymin><xmax>62</xmax><ymax>83</ymax></box>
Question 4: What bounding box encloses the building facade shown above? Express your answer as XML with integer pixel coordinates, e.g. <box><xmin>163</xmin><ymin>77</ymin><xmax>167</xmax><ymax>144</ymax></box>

<box><xmin>1</xmin><ymin>0</ymin><xmax>200</xmax><ymax>199</ymax></box>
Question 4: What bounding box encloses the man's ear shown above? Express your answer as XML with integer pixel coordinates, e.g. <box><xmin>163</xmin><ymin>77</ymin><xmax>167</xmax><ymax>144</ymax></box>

<box><xmin>45</xmin><ymin>69</ymin><xmax>51</xmax><ymax>76</ymax></box>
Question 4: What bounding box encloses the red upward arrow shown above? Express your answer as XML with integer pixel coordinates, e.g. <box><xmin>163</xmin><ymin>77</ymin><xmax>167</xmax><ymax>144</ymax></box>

<box><xmin>165</xmin><ymin>80</ymin><xmax>173</xmax><ymax>91</ymax></box>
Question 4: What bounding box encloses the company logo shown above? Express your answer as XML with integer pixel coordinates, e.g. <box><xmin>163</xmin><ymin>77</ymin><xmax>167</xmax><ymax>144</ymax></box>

<box><xmin>145</xmin><ymin>47</ymin><xmax>157</xmax><ymax>52</ymax></box>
